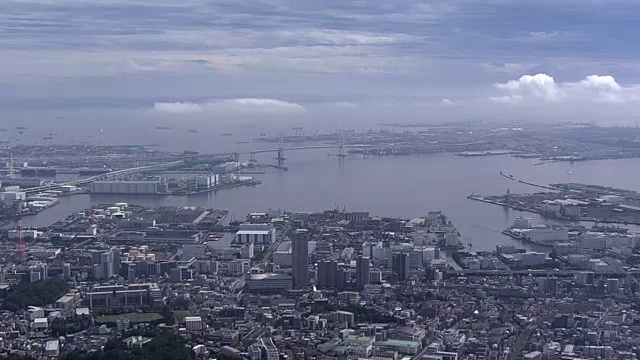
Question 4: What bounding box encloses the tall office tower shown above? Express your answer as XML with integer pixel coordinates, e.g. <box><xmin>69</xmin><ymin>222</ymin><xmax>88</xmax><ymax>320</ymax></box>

<box><xmin>111</xmin><ymin>247</ymin><xmax>121</xmax><ymax>276</ymax></box>
<box><xmin>392</xmin><ymin>252</ymin><xmax>410</xmax><ymax>281</ymax></box>
<box><xmin>100</xmin><ymin>252</ymin><xmax>114</xmax><ymax>279</ymax></box>
<box><xmin>317</xmin><ymin>260</ymin><xmax>338</xmax><ymax>289</ymax></box>
<box><xmin>356</xmin><ymin>256</ymin><xmax>370</xmax><ymax>289</ymax></box>
<box><xmin>336</xmin><ymin>269</ymin><xmax>349</xmax><ymax>290</ymax></box>
<box><xmin>292</xmin><ymin>229</ymin><xmax>309</xmax><ymax>289</ymax></box>
<box><xmin>63</xmin><ymin>263</ymin><xmax>72</xmax><ymax>280</ymax></box>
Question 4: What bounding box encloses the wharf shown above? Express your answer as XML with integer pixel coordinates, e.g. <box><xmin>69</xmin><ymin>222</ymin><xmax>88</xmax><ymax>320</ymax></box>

<box><xmin>172</xmin><ymin>180</ymin><xmax>261</xmax><ymax>196</ymax></box>
<box><xmin>467</xmin><ymin>195</ymin><xmax>541</xmax><ymax>215</ymax></box>
<box><xmin>455</xmin><ymin>150</ymin><xmax>515</xmax><ymax>157</ymax></box>
<box><xmin>448</xmin><ymin>269</ymin><xmax>628</xmax><ymax>277</ymax></box>
<box><xmin>0</xmin><ymin>200</ymin><xmax>59</xmax><ymax>220</ymax></box>
<box><xmin>517</xmin><ymin>180</ymin><xmax>557</xmax><ymax>190</ymax></box>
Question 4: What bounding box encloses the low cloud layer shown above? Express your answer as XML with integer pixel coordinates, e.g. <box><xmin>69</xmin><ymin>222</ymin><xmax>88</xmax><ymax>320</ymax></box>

<box><xmin>491</xmin><ymin>74</ymin><xmax>638</xmax><ymax>104</ymax></box>
<box><xmin>153</xmin><ymin>98</ymin><xmax>307</xmax><ymax>115</ymax></box>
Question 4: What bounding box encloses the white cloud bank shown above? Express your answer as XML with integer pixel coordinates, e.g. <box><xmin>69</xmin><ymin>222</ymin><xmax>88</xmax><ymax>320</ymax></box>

<box><xmin>441</xmin><ymin>98</ymin><xmax>457</xmax><ymax>106</ymax></box>
<box><xmin>153</xmin><ymin>98</ymin><xmax>307</xmax><ymax>115</ymax></box>
<box><xmin>491</xmin><ymin>74</ymin><xmax>638</xmax><ymax>104</ymax></box>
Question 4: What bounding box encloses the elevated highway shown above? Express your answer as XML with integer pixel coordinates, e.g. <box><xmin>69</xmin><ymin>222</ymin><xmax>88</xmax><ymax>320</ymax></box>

<box><xmin>24</xmin><ymin>160</ymin><xmax>183</xmax><ymax>195</ymax></box>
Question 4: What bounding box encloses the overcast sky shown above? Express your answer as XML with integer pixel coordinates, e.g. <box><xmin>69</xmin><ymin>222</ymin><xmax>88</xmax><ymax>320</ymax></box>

<box><xmin>2</xmin><ymin>0</ymin><xmax>640</xmax><ymax>124</ymax></box>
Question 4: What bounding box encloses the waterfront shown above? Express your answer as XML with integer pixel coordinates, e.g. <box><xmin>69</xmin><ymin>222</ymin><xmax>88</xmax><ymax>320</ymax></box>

<box><xmin>8</xmin><ymin>148</ymin><xmax>640</xmax><ymax>252</ymax></box>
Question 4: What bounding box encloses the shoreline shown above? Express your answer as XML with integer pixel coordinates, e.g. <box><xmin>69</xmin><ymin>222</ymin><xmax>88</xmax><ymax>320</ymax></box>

<box><xmin>467</xmin><ymin>195</ymin><xmax>640</xmax><ymax>226</ymax></box>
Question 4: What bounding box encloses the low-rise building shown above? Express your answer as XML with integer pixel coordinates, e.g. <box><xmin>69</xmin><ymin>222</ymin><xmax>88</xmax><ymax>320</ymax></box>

<box><xmin>185</xmin><ymin>316</ymin><xmax>203</xmax><ymax>331</ymax></box>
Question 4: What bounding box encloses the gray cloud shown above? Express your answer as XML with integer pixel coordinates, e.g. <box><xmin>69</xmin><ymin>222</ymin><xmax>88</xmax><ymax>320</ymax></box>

<box><xmin>3</xmin><ymin>0</ymin><xmax>640</xmax><ymax>123</ymax></box>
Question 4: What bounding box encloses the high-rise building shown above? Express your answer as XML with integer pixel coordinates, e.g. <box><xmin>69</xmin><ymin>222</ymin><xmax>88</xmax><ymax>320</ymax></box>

<box><xmin>538</xmin><ymin>277</ymin><xmax>558</xmax><ymax>294</ymax></box>
<box><xmin>370</xmin><ymin>269</ymin><xmax>382</xmax><ymax>283</ymax></box>
<box><xmin>336</xmin><ymin>269</ymin><xmax>349</xmax><ymax>290</ymax></box>
<box><xmin>91</xmin><ymin>250</ymin><xmax>115</xmax><ymax>280</ymax></box>
<box><xmin>111</xmin><ymin>248</ymin><xmax>121</xmax><ymax>276</ymax></box>
<box><xmin>100</xmin><ymin>252</ymin><xmax>114</xmax><ymax>279</ymax></box>
<box><xmin>292</xmin><ymin>229</ymin><xmax>309</xmax><ymax>289</ymax></box>
<box><xmin>128</xmin><ymin>267</ymin><xmax>136</xmax><ymax>282</ymax></box>
<box><xmin>317</xmin><ymin>260</ymin><xmax>338</xmax><ymax>289</ymax></box>
<box><xmin>356</xmin><ymin>256</ymin><xmax>370</xmax><ymax>289</ymax></box>
<box><xmin>392</xmin><ymin>253</ymin><xmax>410</xmax><ymax>281</ymax></box>
<box><xmin>170</xmin><ymin>268</ymin><xmax>183</xmax><ymax>282</ymax></box>
<box><xmin>62</xmin><ymin>263</ymin><xmax>71</xmax><ymax>280</ymax></box>
<box><xmin>607</xmin><ymin>278</ymin><xmax>620</xmax><ymax>294</ymax></box>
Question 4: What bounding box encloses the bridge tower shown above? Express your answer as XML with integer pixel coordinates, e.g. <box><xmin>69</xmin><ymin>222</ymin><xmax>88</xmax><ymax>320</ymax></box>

<box><xmin>337</xmin><ymin>133</ymin><xmax>346</xmax><ymax>158</ymax></box>
<box><xmin>276</xmin><ymin>136</ymin><xmax>285</xmax><ymax>161</ymax></box>
<box><xmin>233</xmin><ymin>152</ymin><xmax>239</xmax><ymax>163</ymax></box>
<box><xmin>275</xmin><ymin>136</ymin><xmax>286</xmax><ymax>168</ymax></box>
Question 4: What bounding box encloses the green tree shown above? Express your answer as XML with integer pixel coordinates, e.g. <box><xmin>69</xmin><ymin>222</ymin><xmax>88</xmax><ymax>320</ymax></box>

<box><xmin>1</xmin><ymin>279</ymin><xmax>68</xmax><ymax>312</ymax></box>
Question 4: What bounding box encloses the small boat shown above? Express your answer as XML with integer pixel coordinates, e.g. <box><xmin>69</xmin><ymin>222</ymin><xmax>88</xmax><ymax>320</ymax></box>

<box><xmin>188</xmin><ymin>129</ymin><xmax>198</xmax><ymax>133</ymax></box>
<box><xmin>220</xmin><ymin>133</ymin><xmax>232</xmax><ymax>136</ymax></box>
<box><xmin>156</xmin><ymin>126</ymin><xmax>171</xmax><ymax>130</ymax></box>
<box><xmin>43</xmin><ymin>136</ymin><xmax>53</xmax><ymax>140</ymax></box>
<box><xmin>16</xmin><ymin>126</ymin><xmax>27</xmax><ymax>130</ymax></box>
<box><xmin>236</xmin><ymin>141</ymin><xmax>250</xmax><ymax>144</ymax></box>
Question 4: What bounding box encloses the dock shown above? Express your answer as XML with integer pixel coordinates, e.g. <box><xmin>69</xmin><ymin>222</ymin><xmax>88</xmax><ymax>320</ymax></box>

<box><xmin>467</xmin><ymin>195</ymin><xmax>541</xmax><ymax>215</ymax></box>
<box><xmin>172</xmin><ymin>179</ymin><xmax>261</xmax><ymax>196</ymax></box>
